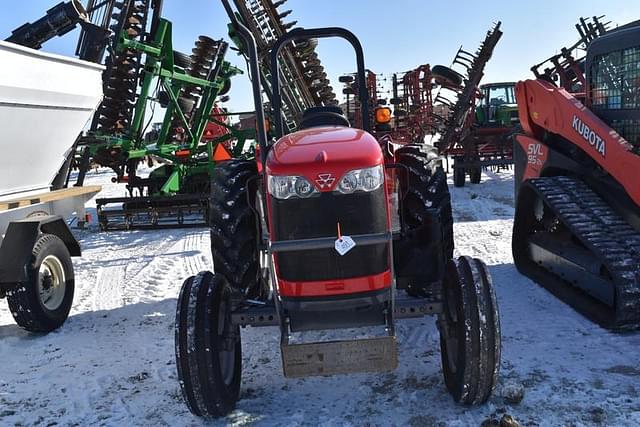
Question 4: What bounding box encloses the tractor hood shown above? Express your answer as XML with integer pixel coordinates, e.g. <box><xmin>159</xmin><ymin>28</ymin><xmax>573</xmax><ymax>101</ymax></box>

<box><xmin>266</xmin><ymin>126</ymin><xmax>384</xmax><ymax>185</ymax></box>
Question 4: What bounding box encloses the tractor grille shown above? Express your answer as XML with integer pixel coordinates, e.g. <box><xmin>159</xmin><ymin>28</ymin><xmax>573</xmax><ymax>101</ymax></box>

<box><xmin>271</xmin><ymin>188</ymin><xmax>389</xmax><ymax>282</ymax></box>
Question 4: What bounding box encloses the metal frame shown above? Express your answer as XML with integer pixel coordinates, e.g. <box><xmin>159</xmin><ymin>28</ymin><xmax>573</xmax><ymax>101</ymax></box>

<box><xmin>0</xmin><ymin>187</ymin><xmax>100</xmax><ymax>237</ymax></box>
<box><xmin>269</xmin><ymin>27</ymin><xmax>370</xmax><ymax>139</ymax></box>
<box><xmin>223</xmin><ymin>0</ymin><xmax>338</xmax><ymax>132</ymax></box>
<box><xmin>532</xmin><ymin>16</ymin><xmax>609</xmax><ymax>93</ymax></box>
<box><xmin>222</xmin><ymin>0</ymin><xmax>270</xmax><ymax>165</ymax></box>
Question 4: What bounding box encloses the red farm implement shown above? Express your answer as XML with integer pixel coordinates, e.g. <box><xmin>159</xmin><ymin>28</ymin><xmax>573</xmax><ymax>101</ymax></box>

<box><xmin>432</xmin><ymin>22</ymin><xmax>510</xmax><ymax>186</ymax></box>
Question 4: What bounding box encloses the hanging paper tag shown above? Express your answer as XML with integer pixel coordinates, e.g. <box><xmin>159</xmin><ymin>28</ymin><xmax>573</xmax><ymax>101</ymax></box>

<box><xmin>334</xmin><ymin>235</ymin><xmax>356</xmax><ymax>256</ymax></box>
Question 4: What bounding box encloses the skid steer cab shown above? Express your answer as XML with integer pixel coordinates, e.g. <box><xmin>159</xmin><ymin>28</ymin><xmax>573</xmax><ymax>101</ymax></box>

<box><xmin>174</xmin><ymin>11</ymin><xmax>501</xmax><ymax>418</ymax></box>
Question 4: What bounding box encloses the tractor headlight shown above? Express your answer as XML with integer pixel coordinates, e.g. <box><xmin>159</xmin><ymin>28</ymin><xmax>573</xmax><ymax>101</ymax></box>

<box><xmin>336</xmin><ymin>165</ymin><xmax>384</xmax><ymax>194</ymax></box>
<box><xmin>268</xmin><ymin>175</ymin><xmax>317</xmax><ymax>199</ymax></box>
<box><xmin>294</xmin><ymin>177</ymin><xmax>315</xmax><ymax>198</ymax></box>
<box><xmin>360</xmin><ymin>165</ymin><xmax>384</xmax><ymax>191</ymax></box>
<box><xmin>338</xmin><ymin>172</ymin><xmax>359</xmax><ymax>194</ymax></box>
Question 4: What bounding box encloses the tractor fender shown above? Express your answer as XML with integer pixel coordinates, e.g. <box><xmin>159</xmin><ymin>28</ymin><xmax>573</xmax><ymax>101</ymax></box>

<box><xmin>0</xmin><ymin>215</ymin><xmax>80</xmax><ymax>286</ymax></box>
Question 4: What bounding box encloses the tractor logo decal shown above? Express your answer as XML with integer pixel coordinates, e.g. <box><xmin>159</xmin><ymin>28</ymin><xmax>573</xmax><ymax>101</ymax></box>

<box><xmin>572</xmin><ymin>115</ymin><xmax>606</xmax><ymax>157</ymax></box>
<box><xmin>315</xmin><ymin>173</ymin><xmax>336</xmax><ymax>189</ymax></box>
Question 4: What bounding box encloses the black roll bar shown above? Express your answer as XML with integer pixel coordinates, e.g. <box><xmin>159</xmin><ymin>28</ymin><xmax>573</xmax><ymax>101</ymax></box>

<box><xmin>221</xmin><ymin>0</ymin><xmax>270</xmax><ymax>166</ymax></box>
<box><xmin>269</xmin><ymin>27</ymin><xmax>370</xmax><ymax>139</ymax></box>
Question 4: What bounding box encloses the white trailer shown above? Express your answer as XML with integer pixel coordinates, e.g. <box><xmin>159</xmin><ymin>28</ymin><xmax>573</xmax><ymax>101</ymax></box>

<box><xmin>0</xmin><ymin>40</ymin><xmax>103</xmax><ymax>332</ymax></box>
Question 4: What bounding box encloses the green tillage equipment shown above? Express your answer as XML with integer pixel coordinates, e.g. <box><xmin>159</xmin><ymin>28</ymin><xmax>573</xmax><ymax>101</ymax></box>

<box><xmin>79</xmin><ymin>18</ymin><xmax>249</xmax><ymax>230</ymax></box>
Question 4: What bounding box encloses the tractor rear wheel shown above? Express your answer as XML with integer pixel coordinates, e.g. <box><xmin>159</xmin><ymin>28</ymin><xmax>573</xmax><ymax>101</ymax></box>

<box><xmin>395</xmin><ymin>146</ymin><xmax>454</xmax><ymax>293</ymax></box>
<box><xmin>397</xmin><ymin>146</ymin><xmax>453</xmax><ymax>259</ymax></box>
<box><xmin>438</xmin><ymin>256</ymin><xmax>500</xmax><ymax>405</ymax></box>
<box><xmin>6</xmin><ymin>234</ymin><xmax>75</xmax><ymax>332</ymax></box>
<box><xmin>428</xmin><ymin>168</ymin><xmax>454</xmax><ymax>260</ymax></box>
<box><xmin>175</xmin><ymin>272</ymin><xmax>242</xmax><ymax>418</ymax></box>
<box><xmin>209</xmin><ymin>160</ymin><xmax>262</xmax><ymax>298</ymax></box>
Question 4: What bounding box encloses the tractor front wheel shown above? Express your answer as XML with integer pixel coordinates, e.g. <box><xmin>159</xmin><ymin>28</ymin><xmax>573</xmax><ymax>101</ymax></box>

<box><xmin>438</xmin><ymin>256</ymin><xmax>500</xmax><ymax>405</ymax></box>
<box><xmin>175</xmin><ymin>271</ymin><xmax>242</xmax><ymax>418</ymax></box>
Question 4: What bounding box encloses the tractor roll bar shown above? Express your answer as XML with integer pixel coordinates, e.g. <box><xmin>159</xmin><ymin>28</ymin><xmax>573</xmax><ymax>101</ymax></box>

<box><xmin>221</xmin><ymin>0</ymin><xmax>270</xmax><ymax>166</ymax></box>
<box><xmin>270</xmin><ymin>27</ymin><xmax>371</xmax><ymax>139</ymax></box>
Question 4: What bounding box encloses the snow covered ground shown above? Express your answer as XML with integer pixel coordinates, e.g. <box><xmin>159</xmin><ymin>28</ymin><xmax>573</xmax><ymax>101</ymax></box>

<box><xmin>1</xmin><ymin>167</ymin><xmax>640</xmax><ymax>426</ymax></box>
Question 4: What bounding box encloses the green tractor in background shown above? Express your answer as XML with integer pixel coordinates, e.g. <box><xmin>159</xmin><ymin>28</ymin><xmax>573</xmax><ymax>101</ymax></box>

<box><xmin>475</xmin><ymin>82</ymin><xmax>519</xmax><ymax>128</ymax></box>
<box><xmin>451</xmin><ymin>82</ymin><xmax>520</xmax><ymax>187</ymax></box>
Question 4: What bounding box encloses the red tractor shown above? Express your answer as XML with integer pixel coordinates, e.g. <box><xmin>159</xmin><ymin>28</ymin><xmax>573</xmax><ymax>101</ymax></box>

<box><xmin>512</xmin><ymin>18</ymin><xmax>640</xmax><ymax>329</ymax></box>
<box><xmin>174</xmin><ymin>14</ymin><xmax>501</xmax><ymax>417</ymax></box>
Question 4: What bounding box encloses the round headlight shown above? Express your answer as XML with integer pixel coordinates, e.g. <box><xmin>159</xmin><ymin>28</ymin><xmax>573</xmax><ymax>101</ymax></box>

<box><xmin>338</xmin><ymin>172</ymin><xmax>358</xmax><ymax>193</ymax></box>
<box><xmin>294</xmin><ymin>177</ymin><xmax>315</xmax><ymax>198</ymax></box>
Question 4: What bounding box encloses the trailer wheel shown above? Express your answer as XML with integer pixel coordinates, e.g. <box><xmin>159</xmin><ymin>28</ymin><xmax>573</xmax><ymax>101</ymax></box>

<box><xmin>209</xmin><ymin>160</ymin><xmax>262</xmax><ymax>298</ymax></box>
<box><xmin>439</xmin><ymin>256</ymin><xmax>500</xmax><ymax>405</ymax></box>
<box><xmin>175</xmin><ymin>272</ymin><xmax>242</xmax><ymax>418</ymax></box>
<box><xmin>470</xmin><ymin>167</ymin><xmax>482</xmax><ymax>184</ymax></box>
<box><xmin>453</xmin><ymin>163</ymin><xmax>466</xmax><ymax>188</ymax></box>
<box><xmin>6</xmin><ymin>234</ymin><xmax>75</xmax><ymax>332</ymax></box>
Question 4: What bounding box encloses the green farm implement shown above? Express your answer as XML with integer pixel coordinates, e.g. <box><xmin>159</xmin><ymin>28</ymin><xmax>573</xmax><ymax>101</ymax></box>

<box><xmin>222</xmin><ymin>0</ymin><xmax>338</xmax><ymax>131</ymax></box>
<box><xmin>73</xmin><ymin>3</ymin><xmax>250</xmax><ymax>230</ymax></box>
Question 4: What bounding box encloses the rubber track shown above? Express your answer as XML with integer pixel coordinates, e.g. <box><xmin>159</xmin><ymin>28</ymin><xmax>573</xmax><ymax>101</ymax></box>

<box><xmin>527</xmin><ymin>176</ymin><xmax>640</xmax><ymax>329</ymax></box>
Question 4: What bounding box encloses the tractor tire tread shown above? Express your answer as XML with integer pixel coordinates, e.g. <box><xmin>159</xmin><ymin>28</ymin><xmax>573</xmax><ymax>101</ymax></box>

<box><xmin>209</xmin><ymin>160</ymin><xmax>259</xmax><ymax>294</ymax></box>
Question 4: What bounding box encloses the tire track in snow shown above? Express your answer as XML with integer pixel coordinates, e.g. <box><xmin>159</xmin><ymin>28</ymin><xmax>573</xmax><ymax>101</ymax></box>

<box><xmin>181</xmin><ymin>230</ymin><xmax>211</xmax><ymax>277</ymax></box>
<box><xmin>72</xmin><ymin>231</ymin><xmax>178</xmax><ymax>312</ymax></box>
<box><xmin>92</xmin><ymin>265</ymin><xmax>125</xmax><ymax>311</ymax></box>
<box><xmin>122</xmin><ymin>235</ymin><xmax>184</xmax><ymax>304</ymax></box>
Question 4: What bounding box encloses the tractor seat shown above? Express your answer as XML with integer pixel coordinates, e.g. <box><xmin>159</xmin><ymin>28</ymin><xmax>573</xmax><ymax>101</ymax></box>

<box><xmin>299</xmin><ymin>106</ymin><xmax>350</xmax><ymax>129</ymax></box>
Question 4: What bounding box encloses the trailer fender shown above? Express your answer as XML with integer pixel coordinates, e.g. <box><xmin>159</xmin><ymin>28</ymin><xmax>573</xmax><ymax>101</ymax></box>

<box><xmin>0</xmin><ymin>215</ymin><xmax>80</xmax><ymax>285</ymax></box>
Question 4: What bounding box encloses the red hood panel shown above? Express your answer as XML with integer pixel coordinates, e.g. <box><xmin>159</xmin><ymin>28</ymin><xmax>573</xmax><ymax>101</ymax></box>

<box><xmin>266</xmin><ymin>126</ymin><xmax>383</xmax><ymax>190</ymax></box>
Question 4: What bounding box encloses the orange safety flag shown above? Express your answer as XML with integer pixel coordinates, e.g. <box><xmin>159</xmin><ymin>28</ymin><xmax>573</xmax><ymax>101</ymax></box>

<box><xmin>212</xmin><ymin>144</ymin><xmax>232</xmax><ymax>161</ymax></box>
